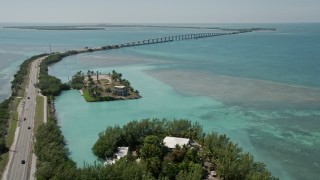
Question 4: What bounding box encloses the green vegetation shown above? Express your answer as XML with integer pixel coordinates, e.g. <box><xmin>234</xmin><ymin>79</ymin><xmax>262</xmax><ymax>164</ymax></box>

<box><xmin>35</xmin><ymin>105</ymin><xmax>146</xmax><ymax>179</ymax></box>
<box><xmin>5</xmin><ymin>25</ymin><xmax>276</xmax><ymax>32</ymax></box>
<box><xmin>37</xmin><ymin>51</ymin><xmax>82</xmax><ymax>96</ymax></box>
<box><xmin>5</xmin><ymin>26</ymin><xmax>105</xmax><ymax>31</ymax></box>
<box><xmin>110</xmin><ymin>70</ymin><xmax>136</xmax><ymax>92</ymax></box>
<box><xmin>83</xmin><ymin>89</ymin><xmax>97</xmax><ymax>102</ymax></box>
<box><xmin>38</xmin><ymin>53</ymin><xmax>76</xmax><ymax>96</ymax></box>
<box><xmin>92</xmin><ymin>119</ymin><xmax>204</xmax><ymax>159</ymax></box>
<box><xmin>85</xmin><ymin>70</ymin><xmax>104</xmax><ymax>98</ymax></box>
<box><xmin>11</xmin><ymin>54</ymin><xmax>46</xmax><ymax>97</ymax></box>
<box><xmin>6</xmin><ymin>97</ymin><xmax>23</xmax><ymax>148</ymax></box>
<box><xmin>7</xmin><ymin>111</ymin><xmax>18</xmax><ymax>147</ymax></box>
<box><xmin>0</xmin><ymin>51</ymin><xmax>89</xmax><ymax>176</ymax></box>
<box><xmin>82</xmin><ymin>89</ymin><xmax>116</xmax><ymax>102</ymax></box>
<box><xmin>70</xmin><ymin>71</ymin><xmax>85</xmax><ymax>90</ymax></box>
<box><xmin>0</xmin><ymin>99</ymin><xmax>11</xmax><ymax>153</ymax></box>
<box><xmin>91</xmin><ymin>119</ymin><xmax>278</xmax><ymax>180</ymax></box>
<box><xmin>0</xmin><ymin>108</ymin><xmax>19</xmax><ymax>175</ymax></box>
<box><xmin>35</xmin><ymin>118</ymin><xmax>77</xmax><ymax>179</ymax></box>
<box><xmin>34</xmin><ymin>96</ymin><xmax>44</xmax><ymax>135</ymax></box>
<box><xmin>92</xmin><ymin>125</ymin><xmax>124</xmax><ymax>158</ymax></box>
<box><xmin>35</xmin><ymin>117</ymin><xmax>277</xmax><ymax>180</ymax></box>
<box><xmin>70</xmin><ymin>70</ymin><xmax>140</xmax><ymax>102</ymax></box>
<box><xmin>3</xmin><ymin>54</ymin><xmax>45</xmax><ymax>146</ymax></box>
<box><xmin>0</xmin><ymin>153</ymin><xmax>9</xmax><ymax>178</ymax></box>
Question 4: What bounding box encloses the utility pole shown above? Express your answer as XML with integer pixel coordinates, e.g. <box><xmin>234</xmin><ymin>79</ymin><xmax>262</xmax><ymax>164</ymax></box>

<box><xmin>49</xmin><ymin>43</ymin><xmax>51</xmax><ymax>54</ymax></box>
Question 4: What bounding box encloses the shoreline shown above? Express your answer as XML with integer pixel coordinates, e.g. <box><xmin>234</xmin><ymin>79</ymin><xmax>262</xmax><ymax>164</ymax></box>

<box><xmin>4</xmin><ymin>24</ymin><xmax>276</xmax><ymax>31</ymax></box>
<box><xmin>71</xmin><ymin>71</ymin><xmax>141</xmax><ymax>102</ymax></box>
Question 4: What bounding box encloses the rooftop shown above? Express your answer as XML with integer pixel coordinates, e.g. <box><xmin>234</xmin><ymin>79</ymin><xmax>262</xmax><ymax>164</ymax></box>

<box><xmin>114</xmin><ymin>85</ymin><xmax>126</xmax><ymax>89</ymax></box>
<box><xmin>104</xmin><ymin>147</ymin><xmax>129</xmax><ymax>166</ymax></box>
<box><xmin>114</xmin><ymin>147</ymin><xmax>129</xmax><ymax>159</ymax></box>
<box><xmin>163</xmin><ymin>136</ymin><xmax>190</xmax><ymax>149</ymax></box>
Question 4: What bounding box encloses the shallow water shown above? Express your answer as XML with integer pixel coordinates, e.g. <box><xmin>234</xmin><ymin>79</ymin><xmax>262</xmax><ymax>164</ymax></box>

<box><xmin>52</xmin><ymin>38</ymin><xmax>320</xmax><ymax>180</ymax></box>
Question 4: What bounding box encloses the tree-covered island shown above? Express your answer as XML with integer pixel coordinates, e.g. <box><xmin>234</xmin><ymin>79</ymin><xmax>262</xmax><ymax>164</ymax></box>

<box><xmin>70</xmin><ymin>70</ymin><xmax>141</xmax><ymax>102</ymax></box>
<box><xmin>90</xmin><ymin>119</ymin><xmax>278</xmax><ymax>180</ymax></box>
<box><xmin>34</xmin><ymin>117</ymin><xmax>277</xmax><ymax>180</ymax></box>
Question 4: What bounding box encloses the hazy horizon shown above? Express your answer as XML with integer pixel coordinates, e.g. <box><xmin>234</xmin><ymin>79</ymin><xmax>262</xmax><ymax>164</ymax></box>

<box><xmin>1</xmin><ymin>0</ymin><xmax>319</xmax><ymax>24</ymax></box>
<box><xmin>1</xmin><ymin>22</ymin><xmax>320</xmax><ymax>25</ymax></box>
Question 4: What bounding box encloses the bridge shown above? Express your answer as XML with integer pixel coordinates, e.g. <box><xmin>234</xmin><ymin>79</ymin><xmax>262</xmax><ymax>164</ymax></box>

<box><xmin>119</xmin><ymin>32</ymin><xmax>227</xmax><ymax>47</ymax></box>
<box><xmin>96</xmin><ymin>29</ymin><xmax>261</xmax><ymax>51</ymax></box>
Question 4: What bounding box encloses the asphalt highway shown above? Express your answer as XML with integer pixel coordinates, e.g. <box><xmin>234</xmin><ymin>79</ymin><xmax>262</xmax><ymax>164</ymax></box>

<box><xmin>6</xmin><ymin>56</ymin><xmax>45</xmax><ymax>180</ymax></box>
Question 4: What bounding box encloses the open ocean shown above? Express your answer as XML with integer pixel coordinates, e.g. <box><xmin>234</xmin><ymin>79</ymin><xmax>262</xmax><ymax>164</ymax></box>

<box><xmin>1</xmin><ymin>23</ymin><xmax>320</xmax><ymax>180</ymax></box>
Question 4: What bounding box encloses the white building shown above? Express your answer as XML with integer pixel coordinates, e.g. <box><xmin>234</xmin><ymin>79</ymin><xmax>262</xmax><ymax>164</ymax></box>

<box><xmin>114</xmin><ymin>147</ymin><xmax>129</xmax><ymax>159</ymax></box>
<box><xmin>112</xmin><ymin>86</ymin><xmax>128</xmax><ymax>96</ymax></box>
<box><xmin>104</xmin><ymin>147</ymin><xmax>129</xmax><ymax>165</ymax></box>
<box><xmin>163</xmin><ymin>136</ymin><xmax>191</xmax><ymax>149</ymax></box>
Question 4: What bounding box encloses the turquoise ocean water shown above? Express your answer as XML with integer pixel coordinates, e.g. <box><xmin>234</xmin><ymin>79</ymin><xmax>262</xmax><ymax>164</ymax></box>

<box><xmin>1</xmin><ymin>23</ymin><xmax>320</xmax><ymax>179</ymax></box>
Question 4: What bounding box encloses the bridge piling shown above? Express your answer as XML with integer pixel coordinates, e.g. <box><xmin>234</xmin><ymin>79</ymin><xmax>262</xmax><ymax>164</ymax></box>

<box><xmin>110</xmin><ymin>29</ymin><xmax>257</xmax><ymax>49</ymax></box>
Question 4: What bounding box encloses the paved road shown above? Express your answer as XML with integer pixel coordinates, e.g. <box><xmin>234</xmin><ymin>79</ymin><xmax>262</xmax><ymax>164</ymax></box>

<box><xmin>5</xmin><ymin>56</ymin><xmax>46</xmax><ymax>180</ymax></box>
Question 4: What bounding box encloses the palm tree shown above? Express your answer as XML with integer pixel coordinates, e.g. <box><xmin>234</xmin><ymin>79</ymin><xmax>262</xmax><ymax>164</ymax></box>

<box><xmin>96</xmin><ymin>71</ymin><xmax>99</xmax><ymax>81</ymax></box>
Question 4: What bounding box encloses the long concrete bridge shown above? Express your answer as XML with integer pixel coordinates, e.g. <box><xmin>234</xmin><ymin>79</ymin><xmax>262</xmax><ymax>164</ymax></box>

<box><xmin>96</xmin><ymin>29</ymin><xmax>260</xmax><ymax>50</ymax></box>
<box><xmin>119</xmin><ymin>32</ymin><xmax>227</xmax><ymax>47</ymax></box>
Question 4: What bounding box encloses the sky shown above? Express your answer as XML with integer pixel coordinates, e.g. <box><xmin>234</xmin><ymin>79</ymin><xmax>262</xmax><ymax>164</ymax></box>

<box><xmin>0</xmin><ymin>0</ymin><xmax>319</xmax><ymax>23</ymax></box>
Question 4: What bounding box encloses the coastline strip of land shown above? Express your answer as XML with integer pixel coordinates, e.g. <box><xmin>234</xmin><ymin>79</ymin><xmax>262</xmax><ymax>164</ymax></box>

<box><xmin>4</xmin><ymin>24</ymin><xmax>276</xmax><ymax>31</ymax></box>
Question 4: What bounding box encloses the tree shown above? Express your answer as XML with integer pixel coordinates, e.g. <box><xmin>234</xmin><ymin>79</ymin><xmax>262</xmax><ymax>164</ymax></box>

<box><xmin>0</xmin><ymin>138</ymin><xmax>8</xmax><ymax>154</ymax></box>
<box><xmin>176</xmin><ymin>163</ymin><xmax>203</xmax><ymax>180</ymax></box>
<box><xmin>111</xmin><ymin>70</ymin><xmax>123</xmax><ymax>82</ymax></box>
<box><xmin>92</xmin><ymin>126</ymin><xmax>123</xmax><ymax>159</ymax></box>
<box><xmin>34</xmin><ymin>118</ymin><xmax>276</xmax><ymax>179</ymax></box>
<box><xmin>96</xmin><ymin>71</ymin><xmax>99</xmax><ymax>81</ymax></box>
<box><xmin>36</xmin><ymin>161</ymin><xmax>55</xmax><ymax>179</ymax></box>
<box><xmin>140</xmin><ymin>135</ymin><xmax>163</xmax><ymax>160</ymax></box>
<box><xmin>165</xmin><ymin>120</ymin><xmax>204</xmax><ymax>141</ymax></box>
<box><xmin>70</xmin><ymin>71</ymin><xmax>85</xmax><ymax>89</ymax></box>
<box><xmin>145</xmin><ymin>157</ymin><xmax>162</xmax><ymax>178</ymax></box>
<box><xmin>105</xmin><ymin>88</ymin><xmax>111</xmax><ymax>93</ymax></box>
<box><xmin>38</xmin><ymin>74</ymin><xmax>63</xmax><ymax>96</ymax></box>
<box><xmin>140</xmin><ymin>135</ymin><xmax>166</xmax><ymax>177</ymax></box>
<box><xmin>34</xmin><ymin>120</ymin><xmax>77</xmax><ymax>180</ymax></box>
<box><xmin>53</xmin><ymin>160</ymin><xmax>78</xmax><ymax>179</ymax></box>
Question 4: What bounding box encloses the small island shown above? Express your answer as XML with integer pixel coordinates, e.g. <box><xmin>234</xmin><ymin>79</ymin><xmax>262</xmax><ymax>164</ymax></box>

<box><xmin>70</xmin><ymin>70</ymin><xmax>141</xmax><ymax>102</ymax></box>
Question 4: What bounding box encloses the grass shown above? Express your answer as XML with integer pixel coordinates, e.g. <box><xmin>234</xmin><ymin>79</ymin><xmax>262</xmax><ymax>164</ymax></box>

<box><xmin>83</xmin><ymin>89</ymin><xmax>116</xmax><ymax>102</ymax></box>
<box><xmin>83</xmin><ymin>89</ymin><xmax>99</xmax><ymax>102</ymax></box>
<box><xmin>0</xmin><ymin>153</ymin><xmax>9</xmax><ymax>178</ymax></box>
<box><xmin>6</xmin><ymin>111</ymin><xmax>18</xmax><ymax>147</ymax></box>
<box><xmin>34</xmin><ymin>96</ymin><xmax>44</xmax><ymax>135</ymax></box>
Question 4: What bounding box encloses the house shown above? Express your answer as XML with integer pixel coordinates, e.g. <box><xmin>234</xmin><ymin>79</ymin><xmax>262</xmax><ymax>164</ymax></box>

<box><xmin>163</xmin><ymin>136</ymin><xmax>191</xmax><ymax>149</ymax></box>
<box><xmin>112</xmin><ymin>85</ymin><xmax>128</xmax><ymax>96</ymax></box>
<box><xmin>114</xmin><ymin>147</ymin><xmax>129</xmax><ymax>160</ymax></box>
<box><xmin>104</xmin><ymin>147</ymin><xmax>129</xmax><ymax>165</ymax></box>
